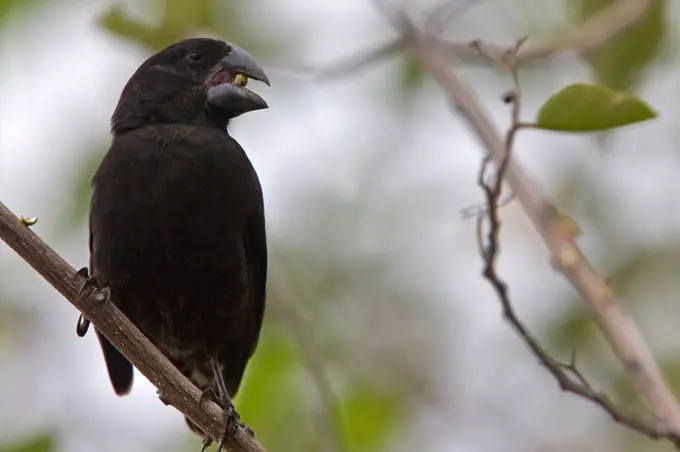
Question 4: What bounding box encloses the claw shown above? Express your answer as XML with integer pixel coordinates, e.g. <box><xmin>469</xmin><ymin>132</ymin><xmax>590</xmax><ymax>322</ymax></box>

<box><xmin>94</xmin><ymin>287</ymin><xmax>112</xmax><ymax>310</ymax></box>
<box><xmin>76</xmin><ymin>314</ymin><xmax>91</xmax><ymax>337</ymax></box>
<box><xmin>215</xmin><ymin>400</ymin><xmax>240</xmax><ymax>452</ymax></box>
<box><xmin>199</xmin><ymin>386</ymin><xmax>218</xmax><ymax>408</ymax></box>
<box><xmin>75</xmin><ymin>267</ymin><xmax>96</xmax><ymax>302</ymax></box>
<box><xmin>74</xmin><ymin>267</ymin><xmax>112</xmax><ymax>310</ymax></box>
<box><xmin>200</xmin><ymin>436</ymin><xmax>212</xmax><ymax>452</ymax></box>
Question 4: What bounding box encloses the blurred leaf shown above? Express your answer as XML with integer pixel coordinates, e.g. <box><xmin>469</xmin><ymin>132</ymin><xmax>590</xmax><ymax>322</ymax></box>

<box><xmin>100</xmin><ymin>0</ymin><xmax>216</xmax><ymax>52</ymax></box>
<box><xmin>237</xmin><ymin>324</ymin><xmax>300</xmax><ymax>417</ymax></box>
<box><xmin>99</xmin><ymin>4</ymin><xmax>163</xmax><ymax>51</ymax></box>
<box><xmin>342</xmin><ymin>384</ymin><xmax>402</xmax><ymax>452</ymax></box>
<box><xmin>235</xmin><ymin>319</ymin><xmax>317</xmax><ymax>452</ymax></box>
<box><xmin>606</xmin><ymin>246</ymin><xmax>680</xmax><ymax>303</ymax></box>
<box><xmin>545</xmin><ymin>304</ymin><xmax>596</xmax><ymax>353</ymax></box>
<box><xmin>397</xmin><ymin>54</ymin><xmax>426</xmax><ymax>93</ymax></box>
<box><xmin>0</xmin><ymin>0</ymin><xmax>19</xmax><ymax>21</ymax></box>
<box><xmin>62</xmin><ymin>145</ymin><xmax>107</xmax><ymax>232</ymax></box>
<box><xmin>0</xmin><ymin>0</ymin><xmax>42</xmax><ymax>26</ymax></box>
<box><xmin>100</xmin><ymin>0</ymin><xmax>291</xmax><ymax>59</ymax></box>
<box><xmin>0</xmin><ymin>434</ymin><xmax>54</xmax><ymax>452</ymax></box>
<box><xmin>535</xmin><ymin>83</ymin><xmax>657</xmax><ymax>132</ymax></box>
<box><xmin>160</xmin><ymin>0</ymin><xmax>212</xmax><ymax>33</ymax></box>
<box><xmin>576</xmin><ymin>0</ymin><xmax>666</xmax><ymax>90</ymax></box>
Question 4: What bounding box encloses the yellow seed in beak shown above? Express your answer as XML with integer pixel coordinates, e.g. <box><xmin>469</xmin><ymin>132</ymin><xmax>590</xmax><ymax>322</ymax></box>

<box><xmin>234</xmin><ymin>74</ymin><xmax>248</xmax><ymax>87</ymax></box>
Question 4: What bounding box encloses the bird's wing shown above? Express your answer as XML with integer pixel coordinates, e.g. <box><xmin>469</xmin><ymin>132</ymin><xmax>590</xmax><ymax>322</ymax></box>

<box><xmin>244</xmin><ymin>196</ymin><xmax>268</xmax><ymax>358</ymax></box>
<box><xmin>90</xmin><ymin>196</ymin><xmax>134</xmax><ymax>396</ymax></box>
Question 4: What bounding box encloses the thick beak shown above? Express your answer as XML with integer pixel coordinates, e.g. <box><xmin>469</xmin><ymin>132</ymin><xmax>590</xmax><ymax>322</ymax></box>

<box><xmin>206</xmin><ymin>44</ymin><xmax>270</xmax><ymax>118</ymax></box>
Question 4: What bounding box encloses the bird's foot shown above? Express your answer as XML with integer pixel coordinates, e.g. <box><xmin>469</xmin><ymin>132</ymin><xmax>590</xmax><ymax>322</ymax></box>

<box><xmin>215</xmin><ymin>399</ymin><xmax>240</xmax><ymax>452</ymax></box>
<box><xmin>209</xmin><ymin>357</ymin><xmax>242</xmax><ymax>452</ymax></box>
<box><xmin>199</xmin><ymin>386</ymin><xmax>218</xmax><ymax>408</ymax></box>
<box><xmin>197</xmin><ymin>385</ymin><xmax>241</xmax><ymax>450</ymax></box>
<box><xmin>75</xmin><ymin>267</ymin><xmax>94</xmax><ymax>301</ymax></box>
<box><xmin>74</xmin><ymin>267</ymin><xmax>112</xmax><ymax>310</ymax></box>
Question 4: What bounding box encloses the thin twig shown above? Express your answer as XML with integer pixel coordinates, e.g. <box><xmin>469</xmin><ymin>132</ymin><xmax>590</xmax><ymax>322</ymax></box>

<box><xmin>0</xmin><ymin>201</ymin><xmax>266</xmax><ymax>452</ymax></box>
<box><xmin>266</xmin><ymin>40</ymin><xmax>403</xmax><ymax>81</ymax></box>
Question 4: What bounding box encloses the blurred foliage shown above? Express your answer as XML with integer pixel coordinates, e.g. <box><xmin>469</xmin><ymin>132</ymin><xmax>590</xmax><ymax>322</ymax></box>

<box><xmin>575</xmin><ymin>0</ymin><xmax>666</xmax><ymax>91</ymax></box>
<box><xmin>1</xmin><ymin>1</ymin><xmax>679</xmax><ymax>452</ymax></box>
<box><xmin>0</xmin><ymin>434</ymin><xmax>54</xmax><ymax>452</ymax></box>
<box><xmin>340</xmin><ymin>385</ymin><xmax>402</xmax><ymax>452</ymax></box>
<box><xmin>0</xmin><ymin>0</ymin><xmax>18</xmax><ymax>21</ymax></box>
<box><xmin>535</xmin><ymin>83</ymin><xmax>657</xmax><ymax>132</ymax></box>
<box><xmin>99</xmin><ymin>0</ymin><xmax>291</xmax><ymax>57</ymax></box>
<box><xmin>546</xmin><ymin>304</ymin><xmax>596</xmax><ymax>354</ymax></box>
<box><xmin>0</xmin><ymin>0</ymin><xmax>33</xmax><ymax>23</ymax></box>
<box><xmin>395</xmin><ymin>53</ymin><xmax>427</xmax><ymax>103</ymax></box>
<box><xmin>100</xmin><ymin>0</ymin><xmax>212</xmax><ymax>52</ymax></box>
<box><xmin>62</xmin><ymin>142</ymin><xmax>108</xmax><ymax>233</ymax></box>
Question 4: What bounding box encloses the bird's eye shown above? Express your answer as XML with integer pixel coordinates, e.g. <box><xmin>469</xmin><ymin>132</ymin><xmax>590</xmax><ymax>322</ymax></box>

<box><xmin>186</xmin><ymin>50</ymin><xmax>203</xmax><ymax>63</ymax></box>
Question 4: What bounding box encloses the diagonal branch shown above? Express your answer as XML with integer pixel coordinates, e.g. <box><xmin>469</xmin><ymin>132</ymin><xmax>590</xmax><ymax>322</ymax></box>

<box><xmin>0</xmin><ymin>201</ymin><xmax>266</xmax><ymax>452</ymax></box>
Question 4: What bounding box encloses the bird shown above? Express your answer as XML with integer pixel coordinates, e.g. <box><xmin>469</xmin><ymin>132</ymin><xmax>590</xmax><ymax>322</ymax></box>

<box><xmin>76</xmin><ymin>37</ymin><xmax>269</xmax><ymax>451</ymax></box>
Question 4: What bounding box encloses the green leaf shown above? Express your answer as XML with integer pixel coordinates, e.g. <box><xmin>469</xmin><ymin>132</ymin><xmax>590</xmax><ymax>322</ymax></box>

<box><xmin>535</xmin><ymin>83</ymin><xmax>657</xmax><ymax>132</ymax></box>
<box><xmin>0</xmin><ymin>434</ymin><xmax>54</xmax><ymax>452</ymax></box>
<box><xmin>576</xmin><ymin>0</ymin><xmax>666</xmax><ymax>90</ymax></box>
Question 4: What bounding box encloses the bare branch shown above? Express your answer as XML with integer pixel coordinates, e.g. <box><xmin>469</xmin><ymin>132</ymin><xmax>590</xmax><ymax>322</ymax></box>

<box><xmin>0</xmin><ymin>201</ymin><xmax>266</xmax><ymax>452</ymax></box>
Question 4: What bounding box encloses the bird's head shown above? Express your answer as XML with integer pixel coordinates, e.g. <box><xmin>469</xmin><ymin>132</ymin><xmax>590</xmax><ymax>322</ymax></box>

<box><xmin>111</xmin><ymin>38</ymin><xmax>270</xmax><ymax>134</ymax></box>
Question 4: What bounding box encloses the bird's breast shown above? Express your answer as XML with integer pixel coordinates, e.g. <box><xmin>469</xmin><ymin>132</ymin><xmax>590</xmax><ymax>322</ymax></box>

<box><xmin>91</xmin><ymin>125</ymin><xmax>260</xmax><ymax>352</ymax></box>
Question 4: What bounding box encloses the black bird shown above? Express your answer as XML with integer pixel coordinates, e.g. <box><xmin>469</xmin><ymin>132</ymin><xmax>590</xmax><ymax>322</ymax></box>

<box><xmin>79</xmin><ymin>38</ymin><xmax>269</xmax><ymax>451</ymax></box>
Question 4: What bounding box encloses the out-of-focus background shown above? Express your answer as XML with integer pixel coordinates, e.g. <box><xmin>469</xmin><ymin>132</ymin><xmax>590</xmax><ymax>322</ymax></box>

<box><xmin>1</xmin><ymin>1</ymin><xmax>679</xmax><ymax>451</ymax></box>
